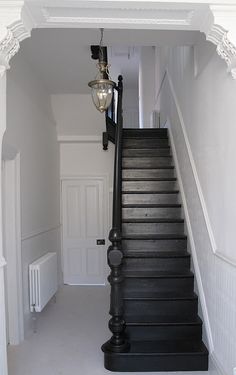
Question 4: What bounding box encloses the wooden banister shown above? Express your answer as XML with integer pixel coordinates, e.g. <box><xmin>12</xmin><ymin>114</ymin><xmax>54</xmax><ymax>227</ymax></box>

<box><xmin>102</xmin><ymin>75</ymin><xmax>130</xmax><ymax>353</ymax></box>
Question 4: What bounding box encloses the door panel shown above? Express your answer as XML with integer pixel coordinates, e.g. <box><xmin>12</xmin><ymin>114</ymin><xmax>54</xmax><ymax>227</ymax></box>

<box><xmin>62</xmin><ymin>178</ymin><xmax>107</xmax><ymax>285</ymax></box>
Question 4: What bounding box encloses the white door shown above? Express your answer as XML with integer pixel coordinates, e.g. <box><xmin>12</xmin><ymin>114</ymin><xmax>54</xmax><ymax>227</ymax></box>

<box><xmin>62</xmin><ymin>178</ymin><xmax>107</xmax><ymax>285</ymax></box>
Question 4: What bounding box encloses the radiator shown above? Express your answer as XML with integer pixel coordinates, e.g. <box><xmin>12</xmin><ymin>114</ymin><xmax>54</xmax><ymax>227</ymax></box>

<box><xmin>29</xmin><ymin>252</ymin><xmax>58</xmax><ymax>312</ymax></box>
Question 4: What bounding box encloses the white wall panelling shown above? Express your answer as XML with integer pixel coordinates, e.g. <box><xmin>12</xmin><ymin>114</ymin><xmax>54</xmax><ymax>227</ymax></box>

<box><xmin>167</xmin><ymin>124</ymin><xmax>213</xmax><ymax>353</ymax></box>
<box><xmin>158</xmin><ymin>47</ymin><xmax>236</xmax><ymax>375</ymax></box>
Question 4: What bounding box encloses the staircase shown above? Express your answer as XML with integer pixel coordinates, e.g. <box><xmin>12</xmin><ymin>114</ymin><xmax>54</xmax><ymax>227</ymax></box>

<box><xmin>102</xmin><ymin>127</ymin><xmax>209</xmax><ymax>372</ymax></box>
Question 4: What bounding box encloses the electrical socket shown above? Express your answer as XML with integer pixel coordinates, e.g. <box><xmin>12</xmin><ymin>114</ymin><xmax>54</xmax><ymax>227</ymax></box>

<box><xmin>233</xmin><ymin>367</ymin><xmax>236</xmax><ymax>375</ymax></box>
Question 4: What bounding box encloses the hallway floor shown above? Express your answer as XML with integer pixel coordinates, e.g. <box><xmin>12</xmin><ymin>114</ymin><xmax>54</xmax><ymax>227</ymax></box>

<box><xmin>8</xmin><ymin>285</ymin><xmax>214</xmax><ymax>375</ymax></box>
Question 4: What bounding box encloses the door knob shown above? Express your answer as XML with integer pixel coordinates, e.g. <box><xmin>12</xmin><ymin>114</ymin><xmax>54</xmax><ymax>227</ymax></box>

<box><xmin>97</xmin><ymin>239</ymin><xmax>105</xmax><ymax>245</ymax></box>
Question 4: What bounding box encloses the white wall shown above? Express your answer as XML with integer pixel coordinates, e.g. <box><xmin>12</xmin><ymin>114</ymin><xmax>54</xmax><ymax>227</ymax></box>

<box><xmin>4</xmin><ymin>50</ymin><xmax>61</xmax><ymax>338</ymax></box>
<box><xmin>52</xmin><ymin>94</ymin><xmax>115</xmax><ymax>225</ymax></box>
<box><xmin>123</xmin><ymin>88</ymin><xmax>139</xmax><ymax>128</ymax></box>
<box><xmin>51</xmin><ymin>94</ymin><xmax>105</xmax><ymax>136</ymax></box>
<box><xmin>158</xmin><ymin>41</ymin><xmax>236</xmax><ymax>375</ymax></box>
<box><xmin>139</xmin><ymin>46</ymin><xmax>156</xmax><ymax>128</ymax></box>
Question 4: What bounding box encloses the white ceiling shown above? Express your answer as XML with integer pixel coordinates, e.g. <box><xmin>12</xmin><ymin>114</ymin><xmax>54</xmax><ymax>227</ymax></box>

<box><xmin>18</xmin><ymin>28</ymin><xmax>203</xmax><ymax>94</ymax></box>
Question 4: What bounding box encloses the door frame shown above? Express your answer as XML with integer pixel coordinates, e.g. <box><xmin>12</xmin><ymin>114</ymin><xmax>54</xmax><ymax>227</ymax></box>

<box><xmin>2</xmin><ymin>152</ymin><xmax>24</xmax><ymax>345</ymax></box>
<box><xmin>60</xmin><ymin>174</ymin><xmax>110</xmax><ymax>284</ymax></box>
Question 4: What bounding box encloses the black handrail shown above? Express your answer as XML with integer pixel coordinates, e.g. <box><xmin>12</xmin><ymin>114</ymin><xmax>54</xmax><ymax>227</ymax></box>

<box><xmin>103</xmin><ymin>85</ymin><xmax>117</xmax><ymax>150</ymax></box>
<box><xmin>112</xmin><ymin>75</ymin><xmax>123</xmax><ymax>232</ymax></box>
<box><xmin>102</xmin><ymin>75</ymin><xmax>130</xmax><ymax>353</ymax></box>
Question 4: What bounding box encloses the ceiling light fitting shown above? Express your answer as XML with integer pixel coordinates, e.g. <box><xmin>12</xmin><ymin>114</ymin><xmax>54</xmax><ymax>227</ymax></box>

<box><xmin>88</xmin><ymin>29</ymin><xmax>115</xmax><ymax>113</ymax></box>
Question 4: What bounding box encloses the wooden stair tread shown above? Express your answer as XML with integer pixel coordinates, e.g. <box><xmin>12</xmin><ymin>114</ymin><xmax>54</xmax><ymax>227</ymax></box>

<box><xmin>123</xmin><ymin>270</ymin><xmax>193</xmax><ymax>278</ymax></box>
<box><xmin>122</xmin><ymin>177</ymin><xmax>176</xmax><ymax>181</ymax></box>
<box><xmin>123</xmin><ymin>136</ymin><xmax>168</xmax><ymax>140</ymax></box>
<box><xmin>123</xmin><ymin>145</ymin><xmax>171</xmax><ymax>149</ymax></box>
<box><xmin>124</xmin><ymin>291</ymin><xmax>197</xmax><ymax>301</ymax></box>
<box><xmin>122</xmin><ymin>146</ymin><xmax>170</xmax><ymax>150</ymax></box>
<box><xmin>122</xmin><ymin>190</ymin><xmax>179</xmax><ymax>194</ymax></box>
<box><xmin>125</xmin><ymin>315</ymin><xmax>202</xmax><ymax>325</ymax></box>
<box><xmin>123</xmin><ymin>129</ymin><xmax>167</xmax><ymax>132</ymax></box>
<box><xmin>122</xmin><ymin>234</ymin><xmax>187</xmax><ymax>240</ymax></box>
<box><xmin>122</xmin><ymin>166</ymin><xmax>175</xmax><ymax>169</ymax></box>
<box><xmin>122</xmin><ymin>218</ymin><xmax>184</xmax><ymax>223</ymax></box>
<box><xmin>123</xmin><ymin>250</ymin><xmax>190</xmax><ymax>258</ymax></box>
<box><xmin>122</xmin><ymin>155</ymin><xmax>172</xmax><ymax>158</ymax></box>
<box><xmin>122</xmin><ymin>203</ymin><xmax>181</xmax><ymax>208</ymax></box>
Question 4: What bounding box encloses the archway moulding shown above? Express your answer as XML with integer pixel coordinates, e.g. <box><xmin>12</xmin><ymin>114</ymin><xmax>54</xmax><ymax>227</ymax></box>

<box><xmin>0</xmin><ymin>1</ymin><xmax>236</xmax><ymax>78</ymax></box>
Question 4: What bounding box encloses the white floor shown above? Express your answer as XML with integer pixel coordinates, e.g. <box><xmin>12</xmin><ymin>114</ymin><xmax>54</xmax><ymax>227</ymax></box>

<box><xmin>8</xmin><ymin>285</ymin><xmax>214</xmax><ymax>375</ymax></box>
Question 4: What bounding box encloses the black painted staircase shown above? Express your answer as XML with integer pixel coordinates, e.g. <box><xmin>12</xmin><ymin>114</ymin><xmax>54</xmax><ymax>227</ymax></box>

<box><xmin>102</xmin><ymin>128</ymin><xmax>208</xmax><ymax>372</ymax></box>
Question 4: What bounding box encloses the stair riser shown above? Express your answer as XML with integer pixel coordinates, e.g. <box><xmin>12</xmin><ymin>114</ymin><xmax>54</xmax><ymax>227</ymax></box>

<box><xmin>126</xmin><ymin>325</ymin><xmax>202</xmax><ymax>341</ymax></box>
<box><xmin>122</xmin><ymin>193</ymin><xmax>179</xmax><ymax>205</ymax></box>
<box><xmin>122</xmin><ymin>207</ymin><xmax>182</xmax><ymax>219</ymax></box>
<box><xmin>122</xmin><ymin>222</ymin><xmax>184</xmax><ymax>235</ymax></box>
<box><xmin>123</xmin><ymin>169</ymin><xmax>175</xmax><ymax>179</ymax></box>
<box><xmin>122</xmin><ymin>157</ymin><xmax>173</xmax><ymax>168</ymax></box>
<box><xmin>123</xmin><ymin>139</ymin><xmax>169</xmax><ymax>148</ymax></box>
<box><xmin>104</xmin><ymin>352</ymin><xmax>208</xmax><ymax>372</ymax></box>
<box><xmin>124</xmin><ymin>277</ymin><xmax>194</xmax><ymax>293</ymax></box>
<box><xmin>124</xmin><ymin>299</ymin><xmax>198</xmax><ymax>317</ymax></box>
<box><xmin>122</xmin><ymin>238</ymin><xmax>187</xmax><ymax>251</ymax></box>
<box><xmin>123</xmin><ymin>257</ymin><xmax>190</xmax><ymax>271</ymax></box>
<box><xmin>123</xmin><ymin>130</ymin><xmax>168</xmax><ymax>138</ymax></box>
<box><xmin>123</xmin><ymin>148</ymin><xmax>171</xmax><ymax>157</ymax></box>
<box><xmin>122</xmin><ymin>180</ymin><xmax>177</xmax><ymax>191</ymax></box>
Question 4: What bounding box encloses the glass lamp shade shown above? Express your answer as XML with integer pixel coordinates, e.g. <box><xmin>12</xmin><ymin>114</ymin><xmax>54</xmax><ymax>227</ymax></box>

<box><xmin>88</xmin><ymin>79</ymin><xmax>115</xmax><ymax>113</ymax></box>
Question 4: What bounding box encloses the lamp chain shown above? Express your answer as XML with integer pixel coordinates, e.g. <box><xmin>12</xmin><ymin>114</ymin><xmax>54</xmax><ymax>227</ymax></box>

<box><xmin>99</xmin><ymin>28</ymin><xmax>104</xmax><ymax>56</ymax></box>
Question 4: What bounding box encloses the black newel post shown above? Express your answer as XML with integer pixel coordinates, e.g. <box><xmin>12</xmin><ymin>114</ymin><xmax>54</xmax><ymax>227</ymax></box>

<box><xmin>102</xmin><ymin>76</ymin><xmax>130</xmax><ymax>353</ymax></box>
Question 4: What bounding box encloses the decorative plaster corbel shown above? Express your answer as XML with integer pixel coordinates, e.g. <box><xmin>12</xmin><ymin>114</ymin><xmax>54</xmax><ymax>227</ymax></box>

<box><xmin>201</xmin><ymin>5</ymin><xmax>236</xmax><ymax>79</ymax></box>
<box><xmin>0</xmin><ymin>2</ymin><xmax>34</xmax><ymax>72</ymax></box>
<box><xmin>0</xmin><ymin>26</ymin><xmax>20</xmax><ymax>71</ymax></box>
<box><xmin>208</xmin><ymin>24</ymin><xmax>236</xmax><ymax>78</ymax></box>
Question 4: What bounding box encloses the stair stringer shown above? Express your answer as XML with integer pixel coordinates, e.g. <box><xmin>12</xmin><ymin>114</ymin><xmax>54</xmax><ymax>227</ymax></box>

<box><xmin>167</xmin><ymin>123</ymin><xmax>213</xmax><ymax>353</ymax></box>
<box><xmin>160</xmin><ymin>71</ymin><xmax>229</xmax><ymax>375</ymax></box>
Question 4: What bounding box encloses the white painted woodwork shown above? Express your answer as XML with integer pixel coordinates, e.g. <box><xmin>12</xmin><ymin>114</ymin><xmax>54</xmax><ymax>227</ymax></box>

<box><xmin>62</xmin><ymin>178</ymin><xmax>107</xmax><ymax>285</ymax></box>
<box><xmin>0</xmin><ymin>70</ymin><xmax>8</xmax><ymax>375</ymax></box>
<box><xmin>157</xmin><ymin>50</ymin><xmax>236</xmax><ymax>375</ymax></box>
<box><xmin>2</xmin><ymin>156</ymin><xmax>24</xmax><ymax>345</ymax></box>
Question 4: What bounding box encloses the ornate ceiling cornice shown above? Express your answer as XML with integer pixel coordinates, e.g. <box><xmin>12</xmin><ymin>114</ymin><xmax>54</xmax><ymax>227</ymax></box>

<box><xmin>208</xmin><ymin>25</ymin><xmax>236</xmax><ymax>79</ymax></box>
<box><xmin>200</xmin><ymin>5</ymin><xmax>236</xmax><ymax>79</ymax></box>
<box><xmin>1</xmin><ymin>1</ymin><xmax>236</xmax><ymax>79</ymax></box>
<box><xmin>0</xmin><ymin>27</ymin><xmax>20</xmax><ymax>70</ymax></box>
<box><xmin>0</xmin><ymin>2</ymin><xmax>33</xmax><ymax>73</ymax></box>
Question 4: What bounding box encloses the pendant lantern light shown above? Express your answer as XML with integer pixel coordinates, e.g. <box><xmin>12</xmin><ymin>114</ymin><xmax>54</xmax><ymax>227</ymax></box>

<box><xmin>88</xmin><ymin>29</ymin><xmax>115</xmax><ymax>113</ymax></box>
